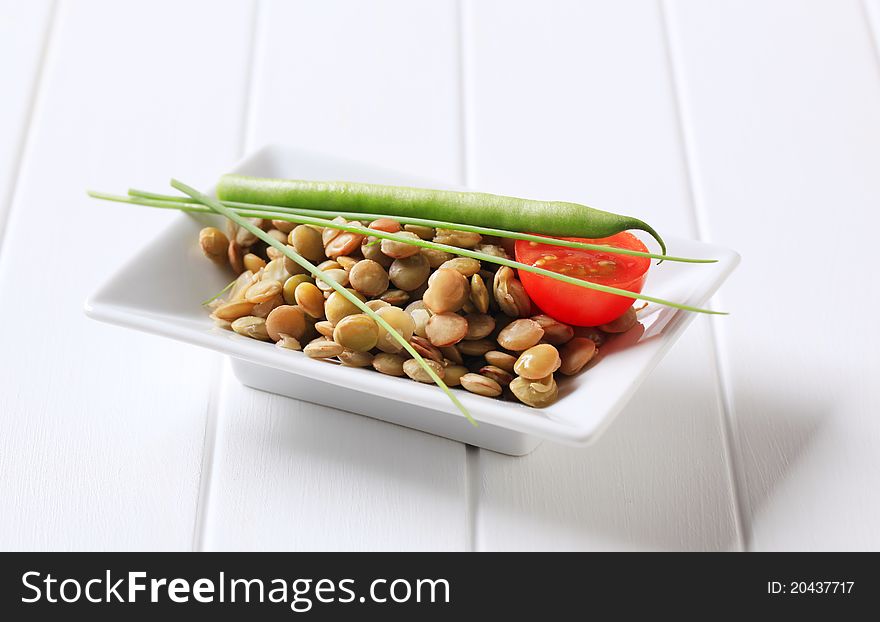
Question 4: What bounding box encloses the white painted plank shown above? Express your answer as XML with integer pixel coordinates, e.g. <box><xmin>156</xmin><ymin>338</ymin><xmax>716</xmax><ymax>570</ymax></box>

<box><xmin>203</xmin><ymin>361</ymin><xmax>469</xmax><ymax>551</ymax></box>
<box><xmin>244</xmin><ymin>0</ymin><xmax>463</xmax><ymax>182</ymax></box>
<box><xmin>0</xmin><ymin>0</ymin><xmax>53</xmax><ymax>241</ymax></box>
<box><xmin>475</xmin><ymin>321</ymin><xmax>736</xmax><ymax>551</ymax></box>
<box><xmin>200</xmin><ymin>0</ymin><xmax>469</xmax><ymax>551</ymax></box>
<box><xmin>666</xmin><ymin>0</ymin><xmax>880</xmax><ymax>550</ymax></box>
<box><xmin>465</xmin><ymin>0</ymin><xmax>739</xmax><ymax>550</ymax></box>
<box><xmin>0</xmin><ymin>0</ymin><xmax>254</xmax><ymax>550</ymax></box>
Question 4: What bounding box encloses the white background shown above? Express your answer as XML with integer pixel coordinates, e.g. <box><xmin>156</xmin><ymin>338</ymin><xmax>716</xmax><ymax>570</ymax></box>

<box><xmin>1</xmin><ymin>0</ymin><xmax>878</xmax><ymax>551</ymax></box>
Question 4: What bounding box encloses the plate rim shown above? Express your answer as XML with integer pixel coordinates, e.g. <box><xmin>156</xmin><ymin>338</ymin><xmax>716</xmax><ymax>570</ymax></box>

<box><xmin>85</xmin><ymin>143</ymin><xmax>740</xmax><ymax>445</ymax></box>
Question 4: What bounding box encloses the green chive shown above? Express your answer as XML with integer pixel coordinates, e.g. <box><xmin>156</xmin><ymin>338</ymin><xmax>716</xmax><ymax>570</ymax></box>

<box><xmin>89</xmin><ymin>190</ymin><xmax>725</xmax><ymax>316</ymax></box>
<box><xmin>127</xmin><ymin>188</ymin><xmax>716</xmax><ymax>264</ymax></box>
<box><xmin>201</xmin><ymin>278</ymin><xmax>237</xmax><ymax>306</ymax></box>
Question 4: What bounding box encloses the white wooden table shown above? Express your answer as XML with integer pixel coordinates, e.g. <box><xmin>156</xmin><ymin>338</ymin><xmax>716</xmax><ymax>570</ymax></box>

<box><xmin>2</xmin><ymin>0</ymin><xmax>879</xmax><ymax>551</ymax></box>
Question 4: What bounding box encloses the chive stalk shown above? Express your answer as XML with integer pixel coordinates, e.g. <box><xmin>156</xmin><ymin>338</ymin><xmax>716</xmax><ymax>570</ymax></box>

<box><xmin>127</xmin><ymin>189</ymin><xmax>714</xmax><ymax>264</ymax></box>
<box><xmin>201</xmin><ymin>278</ymin><xmax>237</xmax><ymax>306</ymax></box>
<box><xmin>89</xmin><ymin>190</ymin><xmax>724</xmax><ymax>316</ymax></box>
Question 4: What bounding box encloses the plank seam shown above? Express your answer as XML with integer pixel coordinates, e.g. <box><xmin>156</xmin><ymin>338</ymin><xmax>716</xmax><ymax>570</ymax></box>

<box><xmin>861</xmin><ymin>0</ymin><xmax>880</xmax><ymax>75</ymax></box>
<box><xmin>456</xmin><ymin>0</ymin><xmax>475</xmax><ymax>188</ymax></box>
<box><xmin>658</xmin><ymin>0</ymin><xmax>748</xmax><ymax>551</ymax></box>
<box><xmin>457</xmin><ymin>0</ymin><xmax>480</xmax><ymax>553</ymax></box>
<box><xmin>0</xmin><ymin>0</ymin><xmax>59</xmax><ymax>262</ymax></box>
<box><xmin>191</xmin><ymin>0</ymin><xmax>262</xmax><ymax>552</ymax></box>
<box><xmin>240</xmin><ymin>0</ymin><xmax>264</xmax><ymax>155</ymax></box>
<box><xmin>465</xmin><ymin>445</ymin><xmax>480</xmax><ymax>552</ymax></box>
<box><xmin>191</xmin><ymin>359</ymin><xmax>224</xmax><ymax>551</ymax></box>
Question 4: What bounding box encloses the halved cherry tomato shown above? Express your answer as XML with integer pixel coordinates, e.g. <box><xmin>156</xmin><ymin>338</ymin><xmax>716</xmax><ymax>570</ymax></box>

<box><xmin>515</xmin><ymin>232</ymin><xmax>650</xmax><ymax>326</ymax></box>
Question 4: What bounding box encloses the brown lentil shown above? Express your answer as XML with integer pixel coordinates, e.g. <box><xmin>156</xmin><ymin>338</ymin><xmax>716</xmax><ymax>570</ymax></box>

<box><xmin>324</xmin><ymin>289</ymin><xmax>367</xmax><ymax>325</ymax></box>
<box><xmin>389</xmin><ymin>254</ymin><xmax>431</xmax><ymax>291</ymax></box>
<box><xmin>228</xmin><ymin>240</ymin><xmax>244</xmax><ymax>274</ymax></box>
<box><xmin>439</xmin><ymin>345</ymin><xmax>464</xmax><ymax>366</ymax></box>
<box><xmin>598</xmin><ymin>307</ymin><xmax>638</xmax><ymax>333</ymax></box>
<box><xmin>514</xmin><ymin>344</ymin><xmax>561</xmax><ymax>380</ymax></box>
<box><xmin>338</xmin><ymin>349</ymin><xmax>375</xmax><ymax>367</ymax></box>
<box><xmin>479</xmin><ymin>365</ymin><xmax>514</xmax><ymax>387</ymax></box>
<box><xmin>325</xmin><ymin>231</ymin><xmax>364</xmax><ymax>259</ymax></box>
<box><xmin>434</xmin><ymin>229</ymin><xmax>482</xmax><ymax>248</ymax></box>
<box><xmin>245</xmin><ymin>279</ymin><xmax>282</xmax><ymax>304</ymax></box>
<box><xmin>410</xmin><ymin>307</ymin><xmax>432</xmax><ymax>338</ymax></box>
<box><xmin>574</xmin><ymin>326</ymin><xmax>607</xmax><ymax>347</ymax></box>
<box><xmin>460</xmin><ymin>373</ymin><xmax>502</xmax><ymax>397</ymax></box>
<box><xmin>304</xmin><ymin>338</ymin><xmax>344</xmax><ymax>359</ymax></box>
<box><xmin>295</xmin><ymin>282</ymin><xmax>325</xmax><ymax>318</ymax></box>
<box><xmin>275</xmin><ymin>334</ymin><xmax>302</xmax><ymax>350</ymax></box>
<box><xmin>271</xmin><ymin>219</ymin><xmax>296</xmax><ymax>234</ymax></box>
<box><xmin>493</xmin><ymin>267</ymin><xmax>531</xmax><ymax>317</ymax></box>
<box><xmin>317</xmin><ymin>259</ymin><xmax>342</xmax><ymax>271</ymax></box>
<box><xmin>215</xmin><ymin>300</ymin><xmax>256</xmax><ymax>321</ymax></box>
<box><xmin>314</xmin><ymin>320</ymin><xmax>335</xmax><ymax>338</ymax></box>
<box><xmin>484</xmin><ymin>350</ymin><xmax>518</xmax><ymax>373</ymax></box>
<box><xmin>262</xmin><ymin>258</ymin><xmax>290</xmax><ymax>283</ymax></box>
<box><xmin>235</xmin><ymin>218</ymin><xmax>265</xmax><ymax>247</ymax></box>
<box><xmin>496</xmin><ymin>319</ymin><xmax>544</xmax><ymax>351</ymax></box>
<box><xmin>463</xmin><ymin>314</ymin><xmax>495</xmax><ymax>340</ymax></box>
<box><xmin>231</xmin><ymin>316</ymin><xmax>271</xmax><ymax>341</ymax></box>
<box><xmin>559</xmin><ymin>338</ymin><xmax>598</xmax><ymax>376</ymax></box>
<box><xmin>361</xmin><ymin>238</ymin><xmax>394</xmax><ymax>267</ymax></box>
<box><xmin>439</xmin><ymin>257</ymin><xmax>481</xmax><ymax>277</ymax></box>
<box><xmin>374</xmin><ymin>306</ymin><xmax>415</xmax><ymax>353</ymax></box>
<box><xmin>322</xmin><ymin>216</ymin><xmax>346</xmax><ymax>246</ymax></box>
<box><xmin>265</xmin><ymin>305</ymin><xmax>306</xmax><ymax>342</ymax></box>
<box><xmin>226</xmin><ymin>270</ymin><xmax>256</xmax><ymax>302</ymax></box>
<box><xmin>243</xmin><ymin>253</ymin><xmax>266</xmax><ymax>274</ymax></box>
<box><xmin>365</xmin><ymin>299</ymin><xmax>391</xmax><ymax>311</ymax></box>
<box><xmin>379</xmin><ymin>289</ymin><xmax>409</xmax><ymax>306</ymax></box>
<box><xmin>403</xmin><ymin>358</ymin><xmax>445</xmax><ymax>383</ymax></box>
<box><xmin>380</xmin><ymin>231</ymin><xmax>422</xmax><ymax>259</ymax></box>
<box><xmin>336</xmin><ymin>255</ymin><xmax>359</xmax><ymax>271</ymax></box>
<box><xmin>251</xmin><ymin>294</ymin><xmax>283</xmax><ymax>318</ymax></box>
<box><xmin>404</xmin><ymin>224</ymin><xmax>435</xmax><ymax>239</ymax></box>
<box><xmin>289</xmin><ymin>225</ymin><xmax>326</xmax><ymax>262</ymax></box>
<box><xmin>369</xmin><ymin>218</ymin><xmax>401</xmax><ymax>233</ymax></box>
<box><xmin>423</xmin><ymin>269</ymin><xmax>468</xmax><ymax>314</ymax></box>
<box><xmin>316</xmin><ymin>268</ymin><xmax>350</xmax><ymax>293</ymax></box>
<box><xmin>443</xmin><ymin>365</ymin><xmax>469</xmax><ymax>387</ymax></box>
<box><xmin>474</xmin><ymin>243</ymin><xmax>508</xmax><ymax>259</ymax></box>
<box><xmin>426</xmin><ymin>313</ymin><xmax>468</xmax><ymax>347</ymax></box>
<box><xmin>456</xmin><ymin>338</ymin><xmax>494</xmax><ymax>357</ymax></box>
<box><xmin>531</xmin><ymin>314</ymin><xmax>574</xmax><ymax>345</ymax></box>
<box><xmin>510</xmin><ymin>374</ymin><xmax>558</xmax><ymax>408</ymax></box>
<box><xmin>266</xmin><ymin>229</ymin><xmax>288</xmax><ymax>245</ymax></box>
<box><xmin>283</xmin><ymin>246</ymin><xmax>309</xmax><ymax>275</ymax></box>
<box><xmin>372</xmin><ymin>353</ymin><xmax>407</xmax><ymax>376</ymax></box>
<box><xmin>199</xmin><ymin>227</ymin><xmax>229</xmax><ymax>263</ymax></box>
<box><xmin>469</xmin><ymin>274</ymin><xmax>490</xmax><ymax>314</ymax></box>
<box><xmin>282</xmin><ymin>274</ymin><xmax>312</xmax><ymax>305</ymax></box>
<box><xmin>421</xmin><ymin>247</ymin><xmax>454</xmax><ymax>268</ymax></box>
<box><xmin>410</xmin><ymin>335</ymin><xmax>444</xmax><ymax>363</ymax></box>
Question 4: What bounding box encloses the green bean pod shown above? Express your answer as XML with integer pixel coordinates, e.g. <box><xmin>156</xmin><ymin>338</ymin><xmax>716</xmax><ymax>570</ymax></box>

<box><xmin>216</xmin><ymin>175</ymin><xmax>667</xmax><ymax>255</ymax></box>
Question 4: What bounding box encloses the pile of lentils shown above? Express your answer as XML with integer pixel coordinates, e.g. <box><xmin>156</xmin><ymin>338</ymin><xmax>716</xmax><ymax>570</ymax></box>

<box><xmin>198</xmin><ymin>216</ymin><xmax>640</xmax><ymax>408</ymax></box>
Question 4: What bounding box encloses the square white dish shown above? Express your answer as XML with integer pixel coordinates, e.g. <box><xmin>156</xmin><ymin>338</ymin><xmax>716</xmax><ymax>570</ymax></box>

<box><xmin>85</xmin><ymin>144</ymin><xmax>739</xmax><ymax>455</ymax></box>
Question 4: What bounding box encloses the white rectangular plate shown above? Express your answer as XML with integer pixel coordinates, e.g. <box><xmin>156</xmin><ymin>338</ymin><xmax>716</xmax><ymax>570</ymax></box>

<box><xmin>86</xmin><ymin>145</ymin><xmax>738</xmax><ymax>455</ymax></box>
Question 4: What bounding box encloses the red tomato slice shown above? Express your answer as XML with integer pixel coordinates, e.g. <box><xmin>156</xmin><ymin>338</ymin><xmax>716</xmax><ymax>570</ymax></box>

<box><xmin>515</xmin><ymin>232</ymin><xmax>650</xmax><ymax>326</ymax></box>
